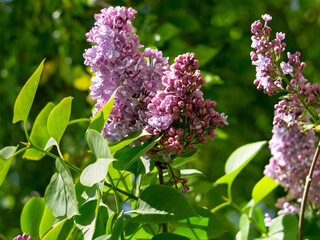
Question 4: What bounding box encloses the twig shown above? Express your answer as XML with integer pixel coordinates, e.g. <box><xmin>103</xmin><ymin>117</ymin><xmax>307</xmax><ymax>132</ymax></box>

<box><xmin>156</xmin><ymin>163</ymin><xmax>168</xmax><ymax>233</ymax></box>
<box><xmin>298</xmin><ymin>140</ymin><xmax>320</xmax><ymax>240</ymax></box>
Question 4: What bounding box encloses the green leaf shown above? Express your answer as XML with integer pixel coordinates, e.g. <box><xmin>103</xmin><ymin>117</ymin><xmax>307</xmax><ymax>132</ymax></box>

<box><xmin>252</xmin><ymin>208</ymin><xmax>267</xmax><ymax>233</ymax></box>
<box><xmin>174</xmin><ymin>206</ymin><xmax>226</xmax><ymax>239</ymax></box>
<box><xmin>114</xmin><ymin>135</ymin><xmax>161</xmax><ymax>172</ymax></box>
<box><xmin>190</xmin><ymin>44</ymin><xmax>219</xmax><ymax>67</ymax></box>
<box><xmin>256</xmin><ymin>214</ymin><xmax>298</xmax><ymax>240</ymax></box>
<box><xmin>130</xmin><ymin>185</ymin><xmax>197</xmax><ymax>223</ymax></box>
<box><xmin>76</xmin><ymin>182</ymin><xmax>102</xmax><ymax>207</ymax></box>
<box><xmin>216</xmin><ymin>141</ymin><xmax>266</xmax><ymax>185</ymax></box>
<box><xmin>39</xmin><ymin>205</ymin><xmax>56</xmax><ymax>238</ymax></box>
<box><xmin>86</xmin><ymin>129</ymin><xmax>113</xmax><ymax>159</ymax></box>
<box><xmin>75</xmin><ymin>200</ymin><xmax>98</xmax><ymax>240</ymax></box>
<box><xmin>23</xmin><ymin>102</ymin><xmax>55</xmax><ymax>160</ymax></box>
<box><xmin>236</xmin><ymin>213</ymin><xmax>250</xmax><ymax>240</ymax></box>
<box><xmin>110</xmin><ymin>212</ymin><xmax>124</xmax><ymax>240</ymax></box>
<box><xmin>13</xmin><ymin>59</ymin><xmax>45</xmax><ymax>123</ymax></box>
<box><xmin>155</xmin><ymin>22</ymin><xmax>180</xmax><ymax>46</ymax></box>
<box><xmin>47</xmin><ymin>96</ymin><xmax>73</xmax><ymax>144</ymax></box>
<box><xmin>20</xmin><ymin>197</ymin><xmax>46</xmax><ymax>238</ymax></box>
<box><xmin>177</xmin><ymin>148</ymin><xmax>198</xmax><ymax>158</ymax></box>
<box><xmin>152</xmin><ymin>233</ymin><xmax>190</xmax><ymax>240</ymax></box>
<box><xmin>202</xmin><ymin>71</ymin><xmax>224</xmax><ymax>86</ymax></box>
<box><xmin>89</xmin><ymin>88</ymin><xmax>118</xmax><ymax>133</ymax></box>
<box><xmin>44</xmin><ymin>158</ymin><xmax>79</xmax><ymax>219</ymax></box>
<box><xmin>252</xmin><ymin>176</ymin><xmax>278</xmax><ymax>207</ymax></box>
<box><xmin>299</xmin><ymin>110</ymin><xmax>308</xmax><ymax>121</ymax></box>
<box><xmin>0</xmin><ymin>146</ymin><xmax>18</xmax><ymax>186</ymax></box>
<box><xmin>302</xmin><ymin>123</ymin><xmax>315</xmax><ymax>132</ymax></box>
<box><xmin>42</xmin><ymin>219</ymin><xmax>68</xmax><ymax>240</ymax></box>
<box><xmin>80</xmin><ymin>158</ymin><xmax>113</xmax><ymax>187</ymax></box>
<box><xmin>109</xmin><ymin>129</ymin><xmax>151</xmax><ymax>153</ymax></box>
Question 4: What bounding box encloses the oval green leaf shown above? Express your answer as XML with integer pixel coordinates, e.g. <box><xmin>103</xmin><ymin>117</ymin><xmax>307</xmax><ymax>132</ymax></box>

<box><xmin>80</xmin><ymin>158</ymin><xmax>113</xmax><ymax>187</ymax></box>
<box><xmin>89</xmin><ymin>88</ymin><xmax>119</xmax><ymax>133</ymax></box>
<box><xmin>236</xmin><ymin>213</ymin><xmax>250</xmax><ymax>240</ymax></box>
<box><xmin>42</xmin><ymin>219</ymin><xmax>68</xmax><ymax>240</ymax></box>
<box><xmin>13</xmin><ymin>59</ymin><xmax>45</xmax><ymax>123</ymax></box>
<box><xmin>86</xmin><ymin>129</ymin><xmax>112</xmax><ymax>159</ymax></box>
<box><xmin>216</xmin><ymin>141</ymin><xmax>266</xmax><ymax>185</ymax></box>
<box><xmin>0</xmin><ymin>146</ymin><xmax>18</xmax><ymax>186</ymax></box>
<box><xmin>23</xmin><ymin>102</ymin><xmax>55</xmax><ymax>160</ymax></box>
<box><xmin>174</xmin><ymin>206</ymin><xmax>226</xmax><ymax>239</ymax></box>
<box><xmin>268</xmin><ymin>214</ymin><xmax>298</xmax><ymax>240</ymax></box>
<box><xmin>252</xmin><ymin>176</ymin><xmax>278</xmax><ymax>207</ymax></box>
<box><xmin>44</xmin><ymin>158</ymin><xmax>79</xmax><ymax>219</ymax></box>
<box><xmin>47</xmin><ymin>96</ymin><xmax>73</xmax><ymax>144</ymax></box>
<box><xmin>20</xmin><ymin>197</ymin><xmax>45</xmax><ymax>238</ymax></box>
<box><xmin>39</xmin><ymin>205</ymin><xmax>56</xmax><ymax>238</ymax></box>
<box><xmin>130</xmin><ymin>185</ymin><xmax>197</xmax><ymax>223</ymax></box>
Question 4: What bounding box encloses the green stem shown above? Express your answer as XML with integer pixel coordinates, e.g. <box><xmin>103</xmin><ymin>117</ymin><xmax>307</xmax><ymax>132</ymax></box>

<box><xmin>156</xmin><ymin>164</ymin><xmax>168</xmax><ymax>233</ymax></box>
<box><xmin>298</xmin><ymin>140</ymin><xmax>320</xmax><ymax>240</ymax></box>
<box><xmin>104</xmin><ymin>182</ymin><xmax>138</xmax><ymax>200</ymax></box>
<box><xmin>107</xmin><ymin>174</ymin><xmax>121</xmax><ymax>213</ymax></box>
<box><xmin>211</xmin><ymin>201</ymin><xmax>230</xmax><ymax>213</ymax></box>
<box><xmin>11</xmin><ymin>146</ymin><xmax>29</xmax><ymax>158</ymax></box>
<box><xmin>68</xmin><ymin>118</ymin><xmax>91</xmax><ymax>125</ymax></box>
<box><xmin>23</xmin><ymin>121</ymin><xmax>31</xmax><ymax>143</ymax></box>
<box><xmin>0</xmin><ymin>232</ymin><xmax>9</xmax><ymax>240</ymax></box>
<box><xmin>30</xmin><ymin>144</ymin><xmax>81</xmax><ymax>173</ymax></box>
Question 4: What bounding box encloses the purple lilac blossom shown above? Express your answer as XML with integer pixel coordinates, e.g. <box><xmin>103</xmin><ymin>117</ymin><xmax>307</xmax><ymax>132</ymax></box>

<box><xmin>13</xmin><ymin>233</ymin><xmax>32</xmax><ymax>240</ymax></box>
<box><xmin>251</xmin><ymin>14</ymin><xmax>320</xmax><ymax>127</ymax></box>
<box><xmin>84</xmin><ymin>6</ymin><xmax>168</xmax><ymax>142</ymax></box>
<box><xmin>265</xmin><ymin>123</ymin><xmax>320</xmax><ymax>215</ymax></box>
<box><xmin>145</xmin><ymin>53</ymin><xmax>228</xmax><ymax>161</ymax></box>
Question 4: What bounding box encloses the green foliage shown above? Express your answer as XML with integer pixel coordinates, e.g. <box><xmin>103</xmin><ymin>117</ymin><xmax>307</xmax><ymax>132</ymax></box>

<box><xmin>44</xmin><ymin>158</ymin><xmax>79</xmax><ymax>219</ymax></box>
<box><xmin>88</xmin><ymin>88</ymin><xmax>118</xmax><ymax>133</ymax></box>
<box><xmin>152</xmin><ymin>232</ymin><xmax>190</xmax><ymax>240</ymax></box>
<box><xmin>174</xmin><ymin>206</ymin><xmax>226</xmax><ymax>239</ymax></box>
<box><xmin>23</xmin><ymin>102</ymin><xmax>55</xmax><ymax>160</ymax></box>
<box><xmin>47</xmin><ymin>96</ymin><xmax>73</xmax><ymax>145</ymax></box>
<box><xmin>20</xmin><ymin>197</ymin><xmax>45</xmax><ymax>238</ymax></box>
<box><xmin>216</xmin><ymin>141</ymin><xmax>267</xmax><ymax>186</ymax></box>
<box><xmin>39</xmin><ymin>206</ymin><xmax>56</xmax><ymax>238</ymax></box>
<box><xmin>130</xmin><ymin>184</ymin><xmax>197</xmax><ymax>223</ymax></box>
<box><xmin>252</xmin><ymin>176</ymin><xmax>278</xmax><ymax>207</ymax></box>
<box><xmin>0</xmin><ymin>146</ymin><xmax>18</xmax><ymax>186</ymax></box>
<box><xmin>13</xmin><ymin>60</ymin><xmax>45</xmax><ymax>124</ymax></box>
<box><xmin>236</xmin><ymin>214</ymin><xmax>250</xmax><ymax>240</ymax></box>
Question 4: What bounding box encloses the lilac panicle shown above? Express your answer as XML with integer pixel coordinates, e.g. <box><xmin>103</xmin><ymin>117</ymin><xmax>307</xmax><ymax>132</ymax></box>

<box><xmin>251</xmin><ymin>14</ymin><xmax>320</xmax><ymax>127</ymax></box>
<box><xmin>145</xmin><ymin>53</ymin><xmax>228</xmax><ymax>160</ymax></box>
<box><xmin>84</xmin><ymin>7</ymin><xmax>168</xmax><ymax>142</ymax></box>
<box><xmin>265</xmin><ymin>123</ymin><xmax>320</xmax><ymax>215</ymax></box>
<box><xmin>13</xmin><ymin>233</ymin><xmax>32</xmax><ymax>240</ymax></box>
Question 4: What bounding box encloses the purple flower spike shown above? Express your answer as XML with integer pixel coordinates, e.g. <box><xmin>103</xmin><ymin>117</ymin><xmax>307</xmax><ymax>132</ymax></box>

<box><xmin>146</xmin><ymin>53</ymin><xmax>227</xmax><ymax>160</ymax></box>
<box><xmin>84</xmin><ymin>7</ymin><xmax>168</xmax><ymax>142</ymax></box>
<box><xmin>13</xmin><ymin>233</ymin><xmax>32</xmax><ymax>240</ymax></box>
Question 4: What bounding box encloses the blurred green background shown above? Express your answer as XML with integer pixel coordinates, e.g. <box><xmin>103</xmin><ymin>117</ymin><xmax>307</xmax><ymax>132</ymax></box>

<box><xmin>1</xmin><ymin>0</ymin><xmax>320</xmax><ymax>239</ymax></box>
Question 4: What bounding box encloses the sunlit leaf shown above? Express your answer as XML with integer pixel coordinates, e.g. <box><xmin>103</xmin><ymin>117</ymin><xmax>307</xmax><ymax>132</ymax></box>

<box><xmin>42</xmin><ymin>219</ymin><xmax>68</xmax><ymax>240</ymax></box>
<box><xmin>236</xmin><ymin>213</ymin><xmax>250</xmax><ymax>240</ymax></box>
<box><xmin>0</xmin><ymin>146</ymin><xmax>18</xmax><ymax>187</ymax></box>
<box><xmin>174</xmin><ymin>206</ymin><xmax>226</xmax><ymax>239</ymax></box>
<box><xmin>23</xmin><ymin>102</ymin><xmax>55</xmax><ymax>160</ymax></box>
<box><xmin>47</xmin><ymin>97</ymin><xmax>73</xmax><ymax>144</ymax></box>
<box><xmin>21</xmin><ymin>197</ymin><xmax>46</xmax><ymax>238</ymax></box>
<box><xmin>252</xmin><ymin>176</ymin><xmax>278</xmax><ymax>207</ymax></box>
<box><xmin>39</xmin><ymin>205</ymin><xmax>56</xmax><ymax>238</ymax></box>
<box><xmin>88</xmin><ymin>88</ymin><xmax>119</xmax><ymax>133</ymax></box>
<box><xmin>13</xmin><ymin>59</ymin><xmax>45</xmax><ymax>123</ymax></box>
<box><xmin>44</xmin><ymin>158</ymin><xmax>79</xmax><ymax>219</ymax></box>
<box><xmin>216</xmin><ymin>141</ymin><xmax>266</xmax><ymax>186</ymax></box>
<box><xmin>130</xmin><ymin>185</ymin><xmax>197</xmax><ymax>223</ymax></box>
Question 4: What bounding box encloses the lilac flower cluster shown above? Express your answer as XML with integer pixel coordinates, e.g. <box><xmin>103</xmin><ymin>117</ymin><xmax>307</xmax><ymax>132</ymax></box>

<box><xmin>145</xmin><ymin>53</ymin><xmax>228</xmax><ymax>160</ymax></box>
<box><xmin>84</xmin><ymin>7</ymin><xmax>168</xmax><ymax>142</ymax></box>
<box><xmin>251</xmin><ymin>14</ymin><xmax>320</xmax><ymax>216</ymax></box>
<box><xmin>13</xmin><ymin>233</ymin><xmax>32</xmax><ymax>240</ymax></box>
<box><xmin>264</xmin><ymin>123</ymin><xmax>320</xmax><ymax>215</ymax></box>
<box><xmin>251</xmin><ymin>14</ymin><xmax>320</xmax><ymax>127</ymax></box>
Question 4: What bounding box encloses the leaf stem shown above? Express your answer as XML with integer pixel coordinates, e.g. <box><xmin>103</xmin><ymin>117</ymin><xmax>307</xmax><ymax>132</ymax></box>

<box><xmin>298</xmin><ymin>140</ymin><xmax>320</xmax><ymax>240</ymax></box>
<box><xmin>106</xmin><ymin>174</ymin><xmax>121</xmax><ymax>213</ymax></box>
<box><xmin>23</xmin><ymin>121</ymin><xmax>31</xmax><ymax>143</ymax></box>
<box><xmin>104</xmin><ymin>181</ymin><xmax>138</xmax><ymax>200</ymax></box>
<box><xmin>156</xmin><ymin>163</ymin><xmax>168</xmax><ymax>233</ymax></box>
